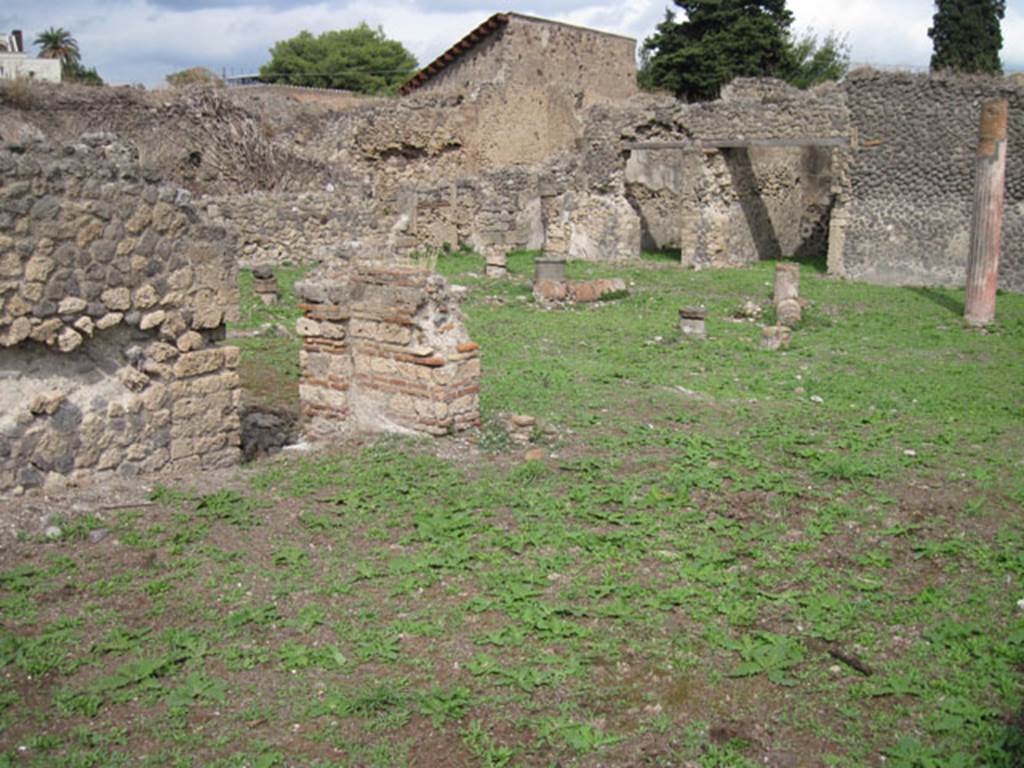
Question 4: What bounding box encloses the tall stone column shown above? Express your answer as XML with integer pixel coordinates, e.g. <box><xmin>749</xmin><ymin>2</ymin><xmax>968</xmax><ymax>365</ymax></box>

<box><xmin>964</xmin><ymin>99</ymin><xmax>1009</xmax><ymax>327</ymax></box>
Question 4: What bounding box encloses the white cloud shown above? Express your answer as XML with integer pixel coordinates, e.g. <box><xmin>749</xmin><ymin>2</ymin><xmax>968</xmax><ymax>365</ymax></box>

<box><xmin>788</xmin><ymin>0</ymin><xmax>932</xmax><ymax>69</ymax></box>
<box><xmin>1</xmin><ymin>0</ymin><xmax>1021</xmax><ymax>86</ymax></box>
<box><xmin>1004</xmin><ymin>7</ymin><xmax>1024</xmax><ymax>70</ymax></box>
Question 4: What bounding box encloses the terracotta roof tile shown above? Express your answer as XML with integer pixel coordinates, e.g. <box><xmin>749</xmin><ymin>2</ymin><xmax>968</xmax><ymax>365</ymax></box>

<box><xmin>399</xmin><ymin>13</ymin><xmax>509</xmax><ymax>96</ymax></box>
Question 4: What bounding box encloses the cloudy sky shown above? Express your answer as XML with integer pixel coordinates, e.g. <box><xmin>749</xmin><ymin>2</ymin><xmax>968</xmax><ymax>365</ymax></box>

<box><xmin>3</xmin><ymin>0</ymin><xmax>1022</xmax><ymax>87</ymax></box>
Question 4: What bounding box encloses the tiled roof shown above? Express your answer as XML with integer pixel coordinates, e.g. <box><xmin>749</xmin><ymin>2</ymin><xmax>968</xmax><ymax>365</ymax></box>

<box><xmin>399</xmin><ymin>13</ymin><xmax>509</xmax><ymax>96</ymax></box>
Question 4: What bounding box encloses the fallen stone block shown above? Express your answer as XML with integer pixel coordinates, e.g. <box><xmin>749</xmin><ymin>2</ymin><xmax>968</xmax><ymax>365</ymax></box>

<box><xmin>761</xmin><ymin>325</ymin><xmax>792</xmax><ymax>350</ymax></box>
<box><xmin>678</xmin><ymin>306</ymin><xmax>707</xmax><ymax>339</ymax></box>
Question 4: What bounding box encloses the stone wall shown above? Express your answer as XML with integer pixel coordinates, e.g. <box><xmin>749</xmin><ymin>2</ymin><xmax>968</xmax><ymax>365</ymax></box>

<box><xmin>204</xmin><ymin>77</ymin><xmax>850</xmax><ymax>271</ymax></box>
<box><xmin>397</xmin><ymin>169</ymin><xmax>545</xmax><ymax>258</ymax></box>
<box><xmin>609</xmin><ymin>80</ymin><xmax>849</xmax><ymax>266</ymax></box>
<box><xmin>0</xmin><ymin>134</ymin><xmax>240</xmax><ymax>495</ymax></box>
<box><xmin>361</xmin><ymin>80</ymin><xmax>845</xmax><ymax>267</ymax></box>
<box><xmin>836</xmin><ymin>69</ymin><xmax>1024</xmax><ymax>291</ymax></box>
<box><xmin>16</xmin><ymin>73</ymin><xmax>1021</xmax><ymax>294</ymax></box>
<box><xmin>686</xmin><ymin>145</ymin><xmax>836</xmax><ymax>268</ymax></box>
<box><xmin>625</xmin><ymin>147</ymin><xmax>701</xmax><ymax>250</ymax></box>
<box><xmin>204</xmin><ymin>187</ymin><xmax>377</xmax><ymax>267</ymax></box>
<box><xmin>688</xmin><ymin>78</ymin><xmax>849</xmax><ymax>140</ymax></box>
<box><xmin>183</xmin><ymin>77</ymin><xmax>845</xmax><ymax>271</ymax></box>
<box><xmin>411</xmin><ymin>13</ymin><xmax>638</xmax><ymax>106</ymax></box>
<box><xmin>315</xmin><ymin>81</ymin><xmax>581</xmax><ymax>174</ymax></box>
<box><xmin>0</xmin><ymin>84</ymin><xmax>328</xmax><ymax>196</ymax></box>
<box><xmin>296</xmin><ymin>263</ymin><xmax>480</xmax><ymax>438</ymax></box>
<box><xmin>543</xmin><ymin>190</ymin><xmax>642</xmax><ymax>261</ymax></box>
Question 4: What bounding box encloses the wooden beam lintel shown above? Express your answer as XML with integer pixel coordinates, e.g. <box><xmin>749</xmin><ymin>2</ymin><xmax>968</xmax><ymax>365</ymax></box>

<box><xmin>626</xmin><ymin>137</ymin><xmax>849</xmax><ymax>151</ymax></box>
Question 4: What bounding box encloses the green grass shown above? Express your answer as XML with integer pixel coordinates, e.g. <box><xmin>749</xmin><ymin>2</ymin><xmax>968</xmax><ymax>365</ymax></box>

<box><xmin>1</xmin><ymin>252</ymin><xmax>1022</xmax><ymax>766</ymax></box>
<box><xmin>231</xmin><ymin>265</ymin><xmax>310</xmax><ymax>412</ymax></box>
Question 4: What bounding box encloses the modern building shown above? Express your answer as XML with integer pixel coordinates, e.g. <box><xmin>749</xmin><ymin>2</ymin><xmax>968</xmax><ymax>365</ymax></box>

<box><xmin>0</xmin><ymin>30</ymin><xmax>62</xmax><ymax>83</ymax></box>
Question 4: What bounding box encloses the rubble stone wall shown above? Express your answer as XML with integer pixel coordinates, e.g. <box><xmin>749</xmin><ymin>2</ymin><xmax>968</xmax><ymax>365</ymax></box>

<box><xmin>399</xmin><ymin>169</ymin><xmax>545</xmax><ymax>258</ymax></box>
<box><xmin>625</xmin><ymin>147</ymin><xmax>700</xmax><ymax>250</ymax></box>
<box><xmin>687</xmin><ymin>146</ymin><xmax>836</xmax><ymax>267</ymax></box>
<box><xmin>182</xmin><ymin>79</ymin><xmax>846</xmax><ymax>270</ymax></box>
<box><xmin>23</xmin><ymin>74</ymin><xmax>1020</xmax><ymax>291</ymax></box>
<box><xmin>0</xmin><ymin>135</ymin><xmax>240</xmax><ymax>495</ymax></box>
<box><xmin>572</xmin><ymin>80</ymin><xmax>851</xmax><ymax>265</ymax></box>
<box><xmin>837</xmin><ymin>70</ymin><xmax>1024</xmax><ymax>291</ymax></box>
<box><xmin>543</xmin><ymin>190</ymin><xmax>642</xmax><ymax>261</ymax></box>
<box><xmin>203</xmin><ymin>188</ymin><xmax>377</xmax><ymax>267</ymax></box>
<box><xmin>296</xmin><ymin>264</ymin><xmax>480</xmax><ymax>438</ymax></box>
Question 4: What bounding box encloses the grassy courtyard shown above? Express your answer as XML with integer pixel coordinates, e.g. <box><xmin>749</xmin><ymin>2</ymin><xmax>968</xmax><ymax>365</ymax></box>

<box><xmin>1</xmin><ymin>252</ymin><xmax>1022</xmax><ymax>766</ymax></box>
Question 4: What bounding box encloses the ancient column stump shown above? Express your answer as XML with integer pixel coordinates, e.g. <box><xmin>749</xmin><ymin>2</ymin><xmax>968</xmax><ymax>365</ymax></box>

<box><xmin>252</xmin><ymin>265</ymin><xmax>280</xmax><ymax>305</ymax></box>
<box><xmin>485</xmin><ymin>249</ymin><xmax>508</xmax><ymax>278</ymax></box>
<box><xmin>774</xmin><ymin>262</ymin><xmax>801</xmax><ymax>326</ymax></box>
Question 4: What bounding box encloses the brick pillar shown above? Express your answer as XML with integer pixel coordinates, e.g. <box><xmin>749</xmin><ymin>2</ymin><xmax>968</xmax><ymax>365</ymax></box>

<box><xmin>297</xmin><ymin>267</ymin><xmax>481</xmax><ymax>438</ymax></box>
<box><xmin>295</xmin><ymin>279</ymin><xmax>353</xmax><ymax>438</ymax></box>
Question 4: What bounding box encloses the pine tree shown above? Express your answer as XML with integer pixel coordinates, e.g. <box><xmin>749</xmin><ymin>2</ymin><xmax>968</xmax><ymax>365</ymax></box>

<box><xmin>782</xmin><ymin>29</ymin><xmax>849</xmax><ymax>90</ymax></box>
<box><xmin>259</xmin><ymin>23</ymin><xmax>417</xmax><ymax>94</ymax></box>
<box><xmin>639</xmin><ymin>0</ymin><xmax>795</xmax><ymax>102</ymax></box>
<box><xmin>928</xmin><ymin>0</ymin><xmax>1005</xmax><ymax>74</ymax></box>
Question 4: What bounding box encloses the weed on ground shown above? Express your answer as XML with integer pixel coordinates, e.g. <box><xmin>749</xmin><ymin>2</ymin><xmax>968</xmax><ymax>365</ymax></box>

<box><xmin>1</xmin><ymin>255</ymin><xmax>1022</xmax><ymax>766</ymax></box>
<box><xmin>232</xmin><ymin>265</ymin><xmax>310</xmax><ymax>415</ymax></box>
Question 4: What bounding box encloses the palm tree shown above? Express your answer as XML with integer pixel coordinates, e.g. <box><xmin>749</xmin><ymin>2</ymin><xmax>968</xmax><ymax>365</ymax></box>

<box><xmin>33</xmin><ymin>27</ymin><xmax>80</xmax><ymax>67</ymax></box>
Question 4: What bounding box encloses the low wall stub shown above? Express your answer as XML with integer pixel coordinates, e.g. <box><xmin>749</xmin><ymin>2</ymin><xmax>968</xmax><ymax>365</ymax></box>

<box><xmin>296</xmin><ymin>264</ymin><xmax>480</xmax><ymax>438</ymax></box>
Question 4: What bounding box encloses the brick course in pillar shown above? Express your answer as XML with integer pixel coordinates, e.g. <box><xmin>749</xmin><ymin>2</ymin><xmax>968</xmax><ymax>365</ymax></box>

<box><xmin>296</xmin><ymin>265</ymin><xmax>480</xmax><ymax>438</ymax></box>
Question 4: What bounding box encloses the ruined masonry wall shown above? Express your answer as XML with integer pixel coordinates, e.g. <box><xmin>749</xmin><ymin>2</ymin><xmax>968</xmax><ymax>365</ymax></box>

<box><xmin>688</xmin><ymin>146</ymin><xmax>835</xmax><ymax>267</ymax></box>
<box><xmin>297</xmin><ymin>266</ymin><xmax>480</xmax><ymax>438</ymax></box>
<box><xmin>625</xmin><ymin>147</ymin><xmax>702</xmax><ymax>250</ymax></box>
<box><xmin>402</xmin><ymin>170</ymin><xmax>545</xmax><ymax>259</ymax></box>
<box><xmin>839</xmin><ymin>70</ymin><xmax>1024</xmax><ymax>291</ymax></box>
<box><xmin>572</xmin><ymin>80</ymin><xmax>849</xmax><ymax>265</ymax></box>
<box><xmin>0</xmin><ymin>135</ymin><xmax>241</xmax><ymax>494</ymax></box>
<box><xmin>204</xmin><ymin>188</ymin><xmax>377</xmax><ymax>267</ymax></box>
<box><xmin>672</xmin><ymin>80</ymin><xmax>846</xmax><ymax>267</ymax></box>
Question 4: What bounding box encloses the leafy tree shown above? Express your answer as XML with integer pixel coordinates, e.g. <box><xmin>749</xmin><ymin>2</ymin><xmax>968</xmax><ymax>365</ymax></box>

<box><xmin>639</xmin><ymin>1</ymin><xmax>795</xmax><ymax>101</ymax></box>
<box><xmin>259</xmin><ymin>23</ymin><xmax>417</xmax><ymax>94</ymax></box>
<box><xmin>166</xmin><ymin>67</ymin><xmax>222</xmax><ymax>88</ymax></box>
<box><xmin>63</xmin><ymin>61</ymin><xmax>104</xmax><ymax>86</ymax></box>
<box><xmin>33</xmin><ymin>27</ymin><xmax>80</xmax><ymax>67</ymax></box>
<box><xmin>928</xmin><ymin>0</ymin><xmax>1005</xmax><ymax>74</ymax></box>
<box><xmin>783</xmin><ymin>29</ymin><xmax>850</xmax><ymax>89</ymax></box>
